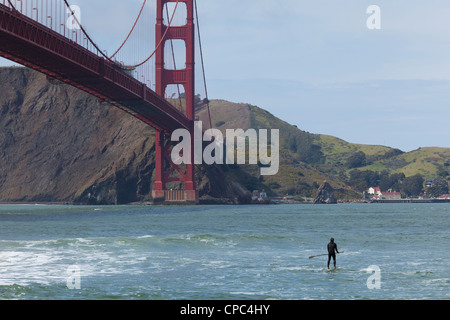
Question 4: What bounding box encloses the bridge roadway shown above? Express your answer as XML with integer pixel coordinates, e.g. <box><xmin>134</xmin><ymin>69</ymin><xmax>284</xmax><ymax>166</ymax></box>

<box><xmin>0</xmin><ymin>3</ymin><xmax>191</xmax><ymax>134</ymax></box>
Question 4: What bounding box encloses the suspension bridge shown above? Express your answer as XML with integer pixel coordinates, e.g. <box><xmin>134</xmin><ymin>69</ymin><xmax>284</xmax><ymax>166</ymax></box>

<box><xmin>0</xmin><ymin>0</ymin><xmax>213</xmax><ymax>204</ymax></box>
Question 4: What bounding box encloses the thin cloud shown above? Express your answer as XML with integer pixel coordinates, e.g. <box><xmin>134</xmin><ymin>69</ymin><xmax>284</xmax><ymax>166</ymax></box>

<box><xmin>1</xmin><ymin>0</ymin><xmax>449</xmax><ymax>150</ymax></box>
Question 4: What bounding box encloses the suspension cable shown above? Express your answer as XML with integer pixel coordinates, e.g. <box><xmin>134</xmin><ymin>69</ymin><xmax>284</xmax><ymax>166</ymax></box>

<box><xmin>62</xmin><ymin>0</ymin><xmax>114</xmax><ymax>62</ymax></box>
<box><xmin>6</xmin><ymin>0</ymin><xmax>17</xmax><ymax>11</ymax></box>
<box><xmin>194</xmin><ymin>0</ymin><xmax>212</xmax><ymax>129</ymax></box>
<box><xmin>109</xmin><ymin>0</ymin><xmax>147</xmax><ymax>59</ymax></box>
<box><xmin>129</xmin><ymin>0</ymin><xmax>180</xmax><ymax>69</ymax></box>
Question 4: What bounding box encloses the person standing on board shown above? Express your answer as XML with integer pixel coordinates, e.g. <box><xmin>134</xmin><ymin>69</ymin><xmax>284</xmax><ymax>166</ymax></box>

<box><xmin>327</xmin><ymin>237</ymin><xmax>340</xmax><ymax>269</ymax></box>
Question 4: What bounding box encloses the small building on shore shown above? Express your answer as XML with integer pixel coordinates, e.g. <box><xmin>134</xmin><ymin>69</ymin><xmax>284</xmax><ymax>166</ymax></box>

<box><xmin>366</xmin><ymin>187</ymin><xmax>381</xmax><ymax>196</ymax></box>
<box><xmin>379</xmin><ymin>192</ymin><xmax>401</xmax><ymax>200</ymax></box>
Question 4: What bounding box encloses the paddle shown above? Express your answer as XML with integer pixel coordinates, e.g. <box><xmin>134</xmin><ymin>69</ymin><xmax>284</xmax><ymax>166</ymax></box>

<box><xmin>309</xmin><ymin>251</ymin><xmax>344</xmax><ymax>259</ymax></box>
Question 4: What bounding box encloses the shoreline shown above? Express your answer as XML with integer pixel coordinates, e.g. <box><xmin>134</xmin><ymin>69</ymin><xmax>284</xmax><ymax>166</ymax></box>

<box><xmin>1</xmin><ymin>199</ymin><xmax>449</xmax><ymax>206</ymax></box>
<box><xmin>370</xmin><ymin>198</ymin><xmax>450</xmax><ymax>204</ymax></box>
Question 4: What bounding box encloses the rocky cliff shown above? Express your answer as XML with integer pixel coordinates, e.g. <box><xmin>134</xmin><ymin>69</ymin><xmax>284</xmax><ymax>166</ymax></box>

<box><xmin>0</xmin><ymin>67</ymin><xmax>244</xmax><ymax>204</ymax></box>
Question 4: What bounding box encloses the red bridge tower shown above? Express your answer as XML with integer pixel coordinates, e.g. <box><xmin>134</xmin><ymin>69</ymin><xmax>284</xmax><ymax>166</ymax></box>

<box><xmin>152</xmin><ymin>0</ymin><xmax>198</xmax><ymax>203</ymax></box>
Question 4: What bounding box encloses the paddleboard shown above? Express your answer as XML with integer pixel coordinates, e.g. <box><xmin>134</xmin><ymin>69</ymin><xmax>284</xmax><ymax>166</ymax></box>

<box><xmin>326</xmin><ymin>267</ymin><xmax>342</xmax><ymax>272</ymax></box>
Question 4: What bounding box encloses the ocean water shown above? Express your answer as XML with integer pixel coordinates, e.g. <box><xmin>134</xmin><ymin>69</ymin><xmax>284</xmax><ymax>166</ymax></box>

<box><xmin>0</xmin><ymin>203</ymin><xmax>448</xmax><ymax>300</ymax></box>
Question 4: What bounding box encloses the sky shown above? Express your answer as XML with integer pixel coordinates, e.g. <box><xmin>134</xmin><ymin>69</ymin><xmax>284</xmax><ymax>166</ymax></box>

<box><xmin>2</xmin><ymin>0</ymin><xmax>450</xmax><ymax>151</ymax></box>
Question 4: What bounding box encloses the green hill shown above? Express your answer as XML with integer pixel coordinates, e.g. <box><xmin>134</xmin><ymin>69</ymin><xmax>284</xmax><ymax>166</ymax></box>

<box><xmin>314</xmin><ymin>132</ymin><xmax>449</xmax><ymax>180</ymax></box>
<box><xmin>198</xmin><ymin>100</ymin><xmax>356</xmax><ymax>200</ymax></box>
<box><xmin>358</xmin><ymin>147</ymin><xmax>450</xmax><ymax>178</ymax></box>
<box><xmin>198</xmin><ymin>99</ymin><xmax>449</xmax><ymax>198</ymax></box>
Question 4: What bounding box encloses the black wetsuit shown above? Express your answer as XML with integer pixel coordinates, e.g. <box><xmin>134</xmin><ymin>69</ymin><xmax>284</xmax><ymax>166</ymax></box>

<box><xmin>327</xmin><ymin>241</ymin><xmax>339</xmax><ymax>268</ymax></box>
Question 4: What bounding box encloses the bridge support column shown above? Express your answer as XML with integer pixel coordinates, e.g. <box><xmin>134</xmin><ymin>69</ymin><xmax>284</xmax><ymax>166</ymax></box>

<box><xmin>151</xmin><ymin>128</ymin><xmax>199</xmax><ymax>204</ymax></box>
<box><xmin>152</xmin><ymin>0</ymin><xmax>198</xmax><ymax>204</ymax></box>
<box><xmin>152</xmin><ymin>130</ymin><xmax>166</xmax><ymax>202</ymax></box>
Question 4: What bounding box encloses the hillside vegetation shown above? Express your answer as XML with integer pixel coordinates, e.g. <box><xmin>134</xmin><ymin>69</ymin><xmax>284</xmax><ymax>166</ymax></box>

<box><xmin>198</xmin><ymin>99</ymin><xmax>449</xmax><ymax>198</ymax></box>
<box><xmin>358</xmin><ymin>147</ymin><xmax>450</xmax><ymax>177</ymax></box>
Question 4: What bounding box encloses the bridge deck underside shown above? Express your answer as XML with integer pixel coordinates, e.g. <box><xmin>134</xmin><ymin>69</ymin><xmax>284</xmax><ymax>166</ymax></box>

<box><xmin>0</xmin><ymin>4</ymin><xmax>190</xmax><ymax>134</ymax></box>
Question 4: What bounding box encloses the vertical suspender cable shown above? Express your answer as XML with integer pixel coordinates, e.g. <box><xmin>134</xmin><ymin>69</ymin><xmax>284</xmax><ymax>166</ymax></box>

<box><xmin>129</xmin><ymin>0</ymin><xmax>180</xmax><ymax>68</ymax></box>
<box><xmin>6</xmin><ymin>0</ymin><xmax>17</xmax><ymax>11</ymax></box>
<box><xmin>194</xmin><ymin>0</ymin><xmax>212</xmax><ymax>129</ymax></box>
<box><xmin>109</xmin><ymin>0</ymin><xmax>148</xmax><ymax>59</ymax></box>
<box><xmin>62</xmin><ymin>0</ymin><xmax>114</xmax><ymax>62</ymax></box>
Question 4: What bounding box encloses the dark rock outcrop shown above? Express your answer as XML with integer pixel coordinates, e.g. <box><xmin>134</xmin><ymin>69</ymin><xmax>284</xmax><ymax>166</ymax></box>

<box><xmin>314</xmin><ymin>181</ymin><xmax>337</xmax><ymax>204</ymax></box>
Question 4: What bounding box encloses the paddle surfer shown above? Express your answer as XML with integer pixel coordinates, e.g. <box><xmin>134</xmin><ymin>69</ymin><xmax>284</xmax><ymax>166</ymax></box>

<box><xmin>327</xmin><ymin>237</ymin><xmax>339</xmax><ymax>269</ymax></box>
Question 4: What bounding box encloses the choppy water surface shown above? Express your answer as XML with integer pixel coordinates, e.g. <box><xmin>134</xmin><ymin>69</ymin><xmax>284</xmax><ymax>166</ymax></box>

<box><xmin>0</xmin><ymin>203</ymin><xmax>448</xmax><ymax>299</ymax></box>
